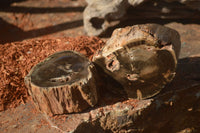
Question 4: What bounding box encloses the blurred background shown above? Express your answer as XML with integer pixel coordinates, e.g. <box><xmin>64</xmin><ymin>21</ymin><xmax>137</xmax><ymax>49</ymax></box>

<box><xmin>0</xmin><ymin>0</ymin><xmax>200</xmax><ymax>46</ymax></box>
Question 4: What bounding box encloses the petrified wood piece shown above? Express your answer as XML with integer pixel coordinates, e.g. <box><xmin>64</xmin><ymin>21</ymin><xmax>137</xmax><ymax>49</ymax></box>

<box><xmin>25</xmin><ymin>51</ymin><xmax>98</xmax><ymax>115</ymax></box>
<box><xmin>84</xmin><ymin>0</ymin><xmax>200</xmax><ymax>36</ymax></box>
<box><xmin>93</xmin><ymin>24</ymin><xmax>181</xmax><ymax>99</ymax></box>
<box><xmin>84</xmin><ymin>0</ymin><xmax>130</xmax><ymax>36</ymax></box>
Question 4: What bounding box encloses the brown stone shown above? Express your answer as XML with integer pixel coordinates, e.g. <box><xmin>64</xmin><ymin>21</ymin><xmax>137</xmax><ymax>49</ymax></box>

<box><xmin>24</xmin><ymin>50</ymin><xmax>99</xmax><ymax>116</ymax></box>
<box><xmin>93</xmin><ymin>24</ymin><xmax>181</xmax><ymax>99</ymax></box>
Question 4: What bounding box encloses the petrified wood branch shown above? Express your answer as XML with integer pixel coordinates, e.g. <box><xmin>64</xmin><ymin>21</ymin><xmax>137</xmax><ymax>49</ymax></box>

<box><xmin>93</xmin><ymin>24</ymin><xmax>181</xmax><ymax>99</ymax></box>
<box><xmin>25</xmin><ymin>51</ymin><xmax>99</xmax><ymax>115</ymax></box>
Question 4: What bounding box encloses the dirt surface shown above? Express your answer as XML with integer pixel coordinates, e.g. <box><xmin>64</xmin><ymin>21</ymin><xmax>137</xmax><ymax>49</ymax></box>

<box><xmin>0</xmin><ymin>0</ymin><xmax>87</xmax><ymax>44</ymax></box>
<box><xmin>0</xmin><ymin>0</ymin><xmax>200</xmax><ymax>132</ymax></box>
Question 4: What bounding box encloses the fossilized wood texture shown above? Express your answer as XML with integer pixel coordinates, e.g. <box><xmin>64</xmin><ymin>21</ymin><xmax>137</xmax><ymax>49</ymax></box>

<box><xmin>72</xmin><ymin>85</ymin><xmax>200</xmax><ymax>133</ymax></box>
<box><xmin>93</xmin><ymin>24</ymin><xmax>181</xmax><ymax>99</ymax></box>
<box><xmin>73</xmin><ymin>99</ymin><xmax>153</xmax><ymax>133</ymax></box>
<box><xmin>84</xmin><ymin>0</ymin><xmax>200</xmax><ymax>36</ymax></box>
<box><xmin>83</xmin><ymin>0</ymin><xmax>131</xmax><ymax>36</ymax></box>
<box><xmin>24</xmin><ymin>51</ymin><xmax>99</xmax><ymax>115</ymax></box>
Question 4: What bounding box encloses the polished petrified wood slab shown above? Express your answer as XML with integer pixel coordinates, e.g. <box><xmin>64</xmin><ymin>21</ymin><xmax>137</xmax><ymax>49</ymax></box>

<box><xmin>24</xmin><ymin>51</ymin><xmax>99</xmax><ymax>116</ymax></box>
<box><xmin>93</xmin><ymin>24</ymin><xmax>181</xmax><ymax>99</ymax></box>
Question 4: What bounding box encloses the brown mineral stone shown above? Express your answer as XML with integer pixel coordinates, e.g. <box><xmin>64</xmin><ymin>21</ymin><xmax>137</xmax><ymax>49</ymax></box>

<box><xmin>24</xmin><ymin>50</ymin><xmax>99</xmax><ymax>116</ymax></box>
<box><xmin>93</xmin><ymin>24</ymin><xmax>181</xmax><ymax>99</ymax></box>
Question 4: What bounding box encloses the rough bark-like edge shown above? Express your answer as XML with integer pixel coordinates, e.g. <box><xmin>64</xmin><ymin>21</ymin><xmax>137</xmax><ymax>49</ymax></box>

<box><xmin>93</xmin><ymin>24</ymin><xmax>181</xmax><ymax>99</ymax></box>
<box><xmin>24</xmin><ymin>50</ymin><xmax>99</xmax><ymax>116</ymax></box>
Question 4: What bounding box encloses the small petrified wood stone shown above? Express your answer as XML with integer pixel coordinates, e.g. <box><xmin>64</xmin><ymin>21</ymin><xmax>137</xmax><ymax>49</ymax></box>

<box><xmin>93</xmin><ymin>24</ymin><xmax>181</xmax><ymax>99</ymax></box>
<box><xmin>25</xmin><ymin>51</ymin><xmax>98</xmax><ymax>115</ymax></box>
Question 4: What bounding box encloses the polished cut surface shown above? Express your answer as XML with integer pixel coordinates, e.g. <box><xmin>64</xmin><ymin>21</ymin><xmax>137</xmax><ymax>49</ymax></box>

<box><xmin>30</xmin><ymin>51</ymin><xmax>90</xmax><ymax>87</ymax></box>
<box><xmin>93</xmin><ymin>24</ymin><xmax>181</xmax><ymax>99</ymax></box>
<box><xmin>25</xmin><ymin>51</ymin><xmax>98</xmax><ymax>115</ymax></box>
